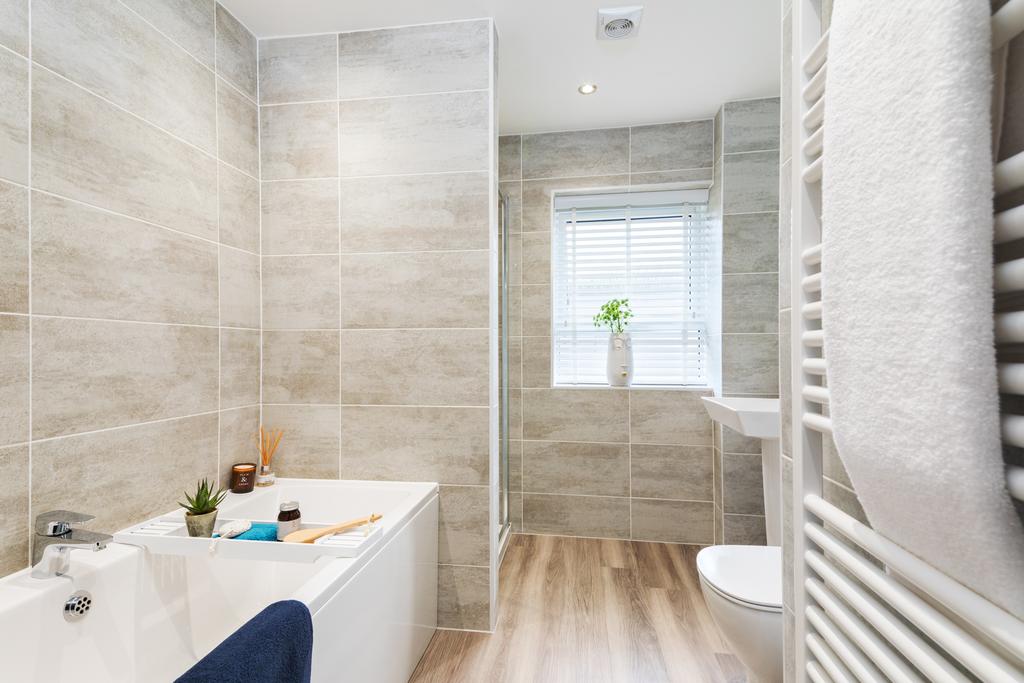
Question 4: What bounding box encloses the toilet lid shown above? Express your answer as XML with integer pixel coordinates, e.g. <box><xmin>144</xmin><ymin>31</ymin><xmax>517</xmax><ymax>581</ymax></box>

<box><xmin>696</xmin><ymin>545</ymin><xmax>782</xmax><ymax>609</ymax></box>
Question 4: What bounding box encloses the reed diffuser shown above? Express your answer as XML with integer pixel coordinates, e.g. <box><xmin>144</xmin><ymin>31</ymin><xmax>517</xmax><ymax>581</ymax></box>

<box><xmin>256</xmin><ymin>426</ymin><xmax>283</xmax><ymax>487</ymax></box>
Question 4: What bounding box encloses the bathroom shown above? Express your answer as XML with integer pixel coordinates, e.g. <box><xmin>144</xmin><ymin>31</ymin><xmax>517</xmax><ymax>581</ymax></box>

<box><xmin>1</xmin><ymin>0</ymin><xmax>1023</xmax><ymax>680</ymax></box>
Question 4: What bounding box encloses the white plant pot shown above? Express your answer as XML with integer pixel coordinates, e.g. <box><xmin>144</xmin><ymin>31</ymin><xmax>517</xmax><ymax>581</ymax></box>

<box><xmin>606</xmin><ymin>333</ymin><xmax>633</xmax><ymax>386</ymax></box>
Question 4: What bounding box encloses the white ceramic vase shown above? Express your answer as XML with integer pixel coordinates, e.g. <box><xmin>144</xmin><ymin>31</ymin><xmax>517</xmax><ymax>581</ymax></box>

<box><xmin>606</xmin><ymin>333</ymin><xmax>633</xmax><ymax>386</ymax></box>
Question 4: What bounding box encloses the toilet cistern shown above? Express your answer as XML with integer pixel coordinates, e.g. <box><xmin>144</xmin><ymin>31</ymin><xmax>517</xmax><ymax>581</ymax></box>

<box><xmin>701</xmin><ymin>397</ymin><xmax>782</xmax><ymax>545</ymax></box>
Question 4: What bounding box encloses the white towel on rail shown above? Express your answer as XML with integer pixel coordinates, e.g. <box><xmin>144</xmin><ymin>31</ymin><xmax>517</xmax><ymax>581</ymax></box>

<box><xmin>822</xmin><ymin>0</ymin><xmax>1024</xmax><ymax>618</ymax></box>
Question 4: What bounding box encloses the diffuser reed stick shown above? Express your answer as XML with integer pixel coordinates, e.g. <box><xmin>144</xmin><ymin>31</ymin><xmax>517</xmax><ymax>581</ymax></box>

<box><xmin>255</xmin><ymin>426</ymin><xmax>283</xmax><ymax>487</ymax></box>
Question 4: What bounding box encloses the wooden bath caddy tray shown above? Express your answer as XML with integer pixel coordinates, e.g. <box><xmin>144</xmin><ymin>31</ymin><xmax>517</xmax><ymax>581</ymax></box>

<box><xmin>113</xmin><ymin>516</ymin><xmax>383</xmax><ymax>563</ymax></box>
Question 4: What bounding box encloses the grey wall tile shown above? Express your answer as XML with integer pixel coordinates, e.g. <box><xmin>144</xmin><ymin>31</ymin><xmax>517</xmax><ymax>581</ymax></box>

<box><xmin>0</xmin><ymin>49</ymin><xmax>27</xmax><ymax>185</ymax></box>
<box><xmin>219</xmin><ymin>247</ymin><xmax>260</xmax><ymax>328</ymax></box>
<box><xmin>629</xmin><ymin>120</ymin><xmax>714</xmax><ymax>173</ymax></box>
<box><xmin>631</xmin><ymin>499</ymin><xmax>713</xmax><ymax>544</ymax></box>
<box><xmin>630</xmin><ymin>445</ymin><xmax>713</xmax><ymax>501</ymax></box>
<box><xmin>220</xmin><ymin>328</ymin><xmax>260</xmax><ymax>409</ymax></box>
<box><xmin>438</xmin><ymin>485</ymin><xmax>489</xmax><ymax>565</ymax></box>
<box><xmin>32</xmin><ymin>318</ymin><xmax>217</xmax><ymax>439</ymax></box>
<box><xmin>629</xmin><ymin>168</ymin><xmax>713</xmax><ymax>188</ymax></box>
<box><xmin>260</xmin><ymin>404</ymin><xmax>340</xmax><ymax>479</ymax></box>
<box><xmin>339</xmin><ymin>406</ymin><xmax>489</xmax><ymax>485</ymax></box>
<box><xmin>629</xmin><ymin>390</ymin><xmax>712</xmax><ymax>445</ymax></box>
<box><xmin>720</xmin><ymin>425</ymin><xmax>762</xmax><ymax>454</ymax></box>
<box><xmin>507</xmin><ymin>335</ymin><xmax>523</xmax><ymax>390</ymax></box>
<box><xmin>32</xmin><ymin>193</ymin><xmax>218</xmax><ymax>325</ymax></box>
<box><xmin>260</xmin><ymin>102</ymin><xmax>338</xmax><ymax>180</ymax></box>
<box><xmin>262</xmin><ymin>330</ymin><xmax>339</xmax><ymax>404</ymax></box>
<box><xmin>723</xmin><ymin>151</ymin><xmax>780</xmax><ymax>214</ymax></box>
<box><xmin>723</xmin><ymin>213</ymin><xmax>779</xmax><ymax>274</ymax></box>
<box><xmin>262</xmin><ymin>256</ymin><xmax>339</xmax><ymax>330</ymax></box>
<box><xmin>521</xmin><ymin>175</ymin><xmax>629</xmax><ymax>232</ymax></box>
<box><xmin>219</xmin><ymin>405</ymin><xmax>259</xmax><ymax>485</ymax></box>
<box><xmin>723</xmin><ymin>452</ymin><xmax>765</xmax><ymax>514</ymax></box>
<box><xmin>522</xmin><ymin>493</ymin><xmax>629</xmax><ymax>539</ymax></box>
<box><xmin>522</xmin><ymin>388</ymin><xmax>628</xmax><ymax>443</ymax></box>
<box><xmin>724</xmin><ymin>514</ymin><xmax>767</xmax><ymax>545</ymax></box>
<box><xmin>506</xmin><ymin>232</ymin><xmax>522</xmax><ymax>286</ymax></box>
<box><xmin>340</xmin><ymin>173</ymin><xmax>488</xmax><ymax>253</ymax></box>
<box><xmin>522</xmin><ymin>129</ymin><xmax>629</xmax><ymax>179</ymax></box>
<box><xmin>259</xmin><ymin>34</ymin><xmax>337</xmax><ymax>105</ymax></box>
<box><xmin>32</xmin><ymin>68</ymin><xmax>217</xmax><ymax>240</ymax></box>
<box><xmin>723</xmin><ymin>98</ymin><xmax>780</xmax><ymax>154</ymax></box>
<box><xmin>217</xmin><ymin>79</ymin><xmax>258</xmax><ymax>177</ymax></box>
<box><xmin>521</xmin><ymin>283</ymin><xmax>550</xmax><ymax>336</ymax></box>
<box><xmin>32</xmin><ymin>414</ymin><xmax>218</xmax><ymax>533</ymax></box>
<box><xmin>262</xmin><ymin>179</ymin><xmax>338</xmax><ymax>255</ymax></box>
<box><xmin>0</xmin><ymin>315</ymin><xmax>28</xmax><ymax>446</ymax></box>
<box><xmin>784</xmin><ymin>608</ymin><xmax>795</xmax><ymax>683</ymax></box>
<box><xmin>438</xmin><ymin>564</ymin><xmax>490</xmax><ymax>630</ymax></box>
<box><xmin>215</xmin><ymin>4</ymin><xmax>256</xmax><ymax>99</ymax></box>
<box><xmin>723</xmin><ymin>273</ymin><xmax>779</xmax><ymax>334</ymax></box>
<box><xmin>0</xmin><ymin>444</ymin><xmax>28</xmax><ymax>574</ymax></box>
<box><xmin>121</xmin><ymin>0</ymin><xmax>215</xmax><ymax>67</ymax></box>
<box><xmin>781</xmin><ymin>10</ymin><xmax>793</xmax><ymax>162</ymax></box>
<box><xmin>823</xmin><ymin>435</ymin><xmax>853</xmax><ymax>488</ymax></box>
<box><xmin>0</xmin><ymin>181</ymin><xmax>27</xmax><ymax>313</ymax></box>
<box><xmin>521</xmin><ymin>336</ymin><xmax>551</xmax><ymax>388</ymax></box>
<box><xmin>723</xmin><ymin>334</ymin><xmax>779</xmax><ymax>395</ymax></box>
<box><xmin>507</xmin><ymin>285</ymin><xmax>522</xmax><ymax>338</ymax></box>
<box><xmin>522</xmin><ymin>441</ymin><xmax>629</xmax><ymax>497</ymax></box>
<box><xmin>780</xmin><ymin>309</ymin><xmax>792</xmax><ymax>454</ymax></box>
<box><xmin>340</xmin><ymin>329</ymin><xmax>488</xmax><ymax>406</ymax></box>
<box><xmin>779</xmin><ymin>159</ymin><xmax>793</xmax><ymax>307</ymax></box>
<box><xmin>824</xmin><ymin>479</ymin><xmax>868</xmax><ymax>525</ymax></box>
<box><xmin>521</xmin><ymin>231</ymin><xmax>550</xmax><ymax>284</ymax></box>
<box><xmin>33</xmin><ymin>0</ymin><xmax>216</xmax><ymax>153</ymax></box>
<box><xmin>782</xmin><ymin>455</ymin><xmax>793</xmax><ymax>609</ymax></box>
<box><xmin>337</xmin><ymin>20</ymin><xmax>490</xmax><ymax>100</ymax></box>
<box><xmin>218</xmin><ymin>163</ymin><xmax>259</xmax><ymax>253</ymax></box>
<box><xmin>499</xmin><ymin>135</ymin><xmax>521</xmax><ymax>180</ymax></box>
<box><xmin>339</xmin><ymin>251</ymin><xmax>488</xmax><ymax>329</ymax></box>
<box><xmin>338</xmin><ymin>91</ymin><xmax>488</xmax><ymax>177</ymax></box>
<box><xmin>0</xmin><ymin>0</ymin><xmax>28</xmax><ymax>55</ymax></box>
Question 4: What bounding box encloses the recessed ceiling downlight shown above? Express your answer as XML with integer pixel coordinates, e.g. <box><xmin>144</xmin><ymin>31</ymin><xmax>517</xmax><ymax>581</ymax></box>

<box><xmin>578</xmin><ymin>83</ymin><xmax>598</xmax><ymax>95</ymax></box>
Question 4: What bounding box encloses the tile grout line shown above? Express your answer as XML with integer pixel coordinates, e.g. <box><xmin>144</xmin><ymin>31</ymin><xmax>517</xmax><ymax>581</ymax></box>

<box><xmin>336</xmin><ymin>30</ymin><xmax>343</xmax><ymax>480</ymax></box>
<box><xmin>255</xmin><ymin>17</ymin><xmax>265</xmax><ymax>454</ymax></box>
<box><xmin>260</xmin><ymin>86</ymin><xmax>489</xmax><ymax>108</ymax></box>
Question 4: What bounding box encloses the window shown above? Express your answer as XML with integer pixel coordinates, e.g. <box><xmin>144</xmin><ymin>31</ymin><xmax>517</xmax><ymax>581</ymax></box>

<box><xmin>551</xmin><ymin>189</ymin><xmax>712</xmax><ymax>387</ymax></box>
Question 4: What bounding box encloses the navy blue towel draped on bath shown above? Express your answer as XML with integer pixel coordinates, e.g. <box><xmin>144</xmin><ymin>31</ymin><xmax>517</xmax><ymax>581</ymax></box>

<box><xmin>175</xmin><ymin>599</ymin><xmax>313</xmax><ymax>683</ymax></box>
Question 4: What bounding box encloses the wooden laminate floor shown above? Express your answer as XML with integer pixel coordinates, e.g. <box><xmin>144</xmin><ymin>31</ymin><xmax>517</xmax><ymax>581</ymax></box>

<box><xmin>409</xmin><ymin>534</ymin><xmax>746</xmax><ymax>683</ymax></box>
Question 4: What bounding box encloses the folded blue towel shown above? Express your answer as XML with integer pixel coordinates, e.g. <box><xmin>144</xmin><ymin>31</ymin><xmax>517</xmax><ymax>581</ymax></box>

<box><xmin>175</xmin><ymin>600</ymin><xmax>313</xmax><ymax>683</ymax></box>
<box><xmin>234</xmin><ymin>522</ymin><xmax>279</xmax><ymax>541</ymax></box>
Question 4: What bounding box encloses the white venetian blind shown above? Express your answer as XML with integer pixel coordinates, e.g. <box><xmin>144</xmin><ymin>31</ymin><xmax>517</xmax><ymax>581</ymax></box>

<box><xmin>551</xmin><ymin>189</ymin><xmax>712</xmax><ymax>387</ymax></box>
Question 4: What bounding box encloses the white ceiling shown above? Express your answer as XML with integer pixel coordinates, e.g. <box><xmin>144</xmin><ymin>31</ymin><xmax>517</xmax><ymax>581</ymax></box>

<box><xmin>220</xmin><ymin>0</ymin><xmax>781</xmax><ymax>135</ymax></box>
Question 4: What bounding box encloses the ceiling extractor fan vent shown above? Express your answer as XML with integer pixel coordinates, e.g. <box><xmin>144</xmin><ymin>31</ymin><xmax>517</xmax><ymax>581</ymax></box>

<box><xmin>597</xmin><ymin>7</ymin><xmax>644</xmax><ymax>41</ymax></box>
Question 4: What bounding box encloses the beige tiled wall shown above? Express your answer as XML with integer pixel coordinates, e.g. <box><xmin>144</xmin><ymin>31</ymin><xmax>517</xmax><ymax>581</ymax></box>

<box><xmin>257</xmin><ymin>19</ymin><xmax>496</xmax><ymax>631</ymax></box>
<box><xmin>0</xmin><ymin>1</ymin><xmax>260</xmax><ymax>576</ymax></box>
<box><xmin>502</xmin><ymin>108</ymin><xmax>781</xmax><ymax>548</ymax></box>
<box><xmin>712</xmin><ymin>97</ymin><xmax>782</xmax><ymax>546</ymax></box>
<box><xmin>502</xmin><ymin>123</ymin><xmax>719</xmax><ymax>546</ymax></box>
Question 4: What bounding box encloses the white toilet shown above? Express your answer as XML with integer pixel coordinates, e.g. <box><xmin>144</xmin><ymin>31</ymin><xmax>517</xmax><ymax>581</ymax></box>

<box><xmin>696</xmin><ymin>544</ymin><xmax>783</xmax><ymax>683</ymax></box>
<box><xmin>697</xmin><ymin>397</ymin><xmax>785</xmax><ymax>683</ymax></box>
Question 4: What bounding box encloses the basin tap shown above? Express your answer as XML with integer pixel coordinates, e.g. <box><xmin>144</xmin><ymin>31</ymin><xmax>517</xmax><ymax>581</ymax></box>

<box><xmin>31</xmin><ymin>510</ymin><xmax>111</xmax><ymax>579</ymax></box>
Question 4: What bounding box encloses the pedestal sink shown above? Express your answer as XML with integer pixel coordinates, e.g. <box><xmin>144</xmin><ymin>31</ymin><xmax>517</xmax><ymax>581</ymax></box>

<box><xmin>701</xmin><ymin>397</ymin><xmax>781</xmax><ymax>546</ymax></box>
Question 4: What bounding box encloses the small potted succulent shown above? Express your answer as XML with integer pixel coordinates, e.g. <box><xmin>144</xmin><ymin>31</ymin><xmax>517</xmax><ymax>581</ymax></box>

<box><xmin>594</xmin><ymin>299</ymin><xmax>634</xmax><ymax>386</ymax></box>
<box><xmin>179</xmin><ymin>478</ymin><xmax>228</xmax><ymax>538</ymax></box>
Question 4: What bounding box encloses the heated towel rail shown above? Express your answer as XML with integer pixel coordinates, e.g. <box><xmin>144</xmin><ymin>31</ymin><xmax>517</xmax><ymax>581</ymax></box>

<box><xmin>790</xmin><ymin>1</ymin><xmax>1024</xmax><ymax>681</ymax></box>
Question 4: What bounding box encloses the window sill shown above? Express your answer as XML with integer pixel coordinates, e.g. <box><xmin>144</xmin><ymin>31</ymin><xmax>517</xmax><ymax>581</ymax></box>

<box><xmin>549</xmin><ymin>384</ymin><xmax>712</xmax><ymax>392</ymax></box>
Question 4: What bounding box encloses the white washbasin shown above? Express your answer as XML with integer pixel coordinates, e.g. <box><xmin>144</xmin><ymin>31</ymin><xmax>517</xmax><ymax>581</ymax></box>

<box><xmin>701</xmin><ymin>397</ymin><xmax>780</xmax><ymax>439</ymax></box>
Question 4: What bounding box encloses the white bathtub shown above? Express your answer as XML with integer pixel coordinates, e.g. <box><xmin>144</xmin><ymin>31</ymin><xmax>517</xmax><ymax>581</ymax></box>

<box><xmin>0</xmin><ymin>479</ymin><xmax>439</xmax><ymax>682</ymax></box>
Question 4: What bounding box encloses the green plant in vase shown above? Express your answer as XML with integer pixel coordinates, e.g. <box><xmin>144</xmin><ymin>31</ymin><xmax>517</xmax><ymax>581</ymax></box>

<box><xmin>594</xmin><ymin>298</ymin><xmax>635</xmax><ymax>386</ymax></box>
<box><xmin>179</xmin><ymin>478</ymin><xmax>228</xmax><ymax>537</ymax></box>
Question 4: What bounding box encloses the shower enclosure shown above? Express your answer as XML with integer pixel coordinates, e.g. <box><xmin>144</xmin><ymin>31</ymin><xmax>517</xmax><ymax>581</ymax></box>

<box><xmin>498</xmin><ymin>191</ymin><xmax>511</xmax><ymax>547</ymax></box>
